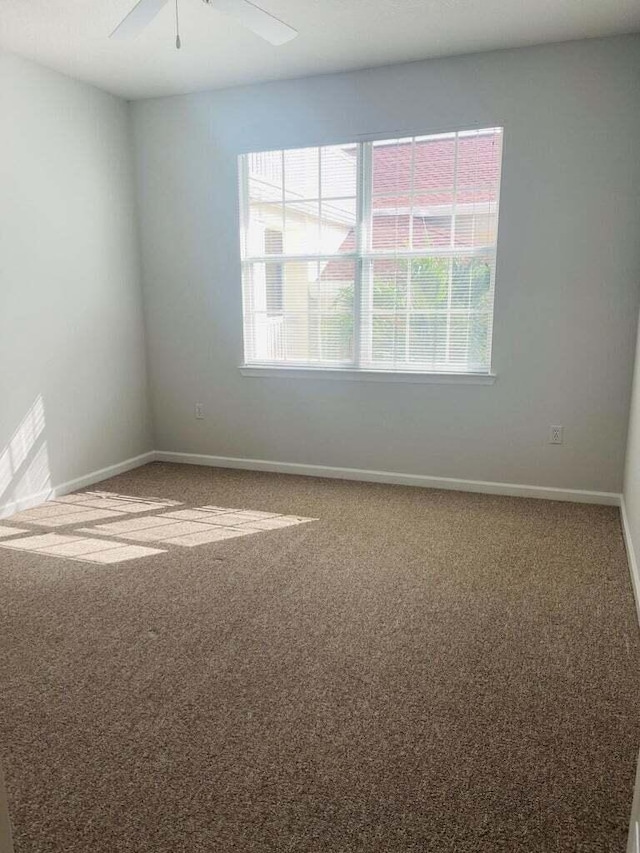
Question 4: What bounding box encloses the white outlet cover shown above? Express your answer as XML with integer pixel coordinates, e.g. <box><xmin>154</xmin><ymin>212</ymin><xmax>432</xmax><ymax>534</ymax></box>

<box><xmin>549</xmin><ymin>425</ymin><xmax>564</xmax><ymax>444</ymax></box>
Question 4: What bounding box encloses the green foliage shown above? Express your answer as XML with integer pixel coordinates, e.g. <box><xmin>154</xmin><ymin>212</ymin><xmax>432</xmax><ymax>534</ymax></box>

<box><xmin>319</xmin><ymin>255</ymin><xmax>492</xmax><ymax>366</ymax></box>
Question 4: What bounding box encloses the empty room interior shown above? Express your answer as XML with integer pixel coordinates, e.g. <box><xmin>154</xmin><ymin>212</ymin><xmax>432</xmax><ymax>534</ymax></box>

<box><xmin>2</xmin><ymin>0</ymin><xmax>640</xmax><ymax>850</ymax></box>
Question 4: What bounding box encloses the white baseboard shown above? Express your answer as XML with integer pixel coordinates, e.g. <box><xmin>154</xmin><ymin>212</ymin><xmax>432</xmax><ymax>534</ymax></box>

<box><xmin>628</xmin><ymin>747</ymin><xmax>640</xmax><ymax>853</ymax></box>
<box><xmin>620</xmin><ymin>497</ymin><xmax>640</xmax><ymax>621</ymax></box>
<box><xmin>0</xmin><ymin>447</ymin><xmax>622</xmax><ymax>519</ymax></box>
<box><xmin>0</xmin><ymin>451</ymin><xmax>156</xmax><ymax>520</ymax></box>
<box><xmin>620</xmin><ymin>499</ymin><xmax>640</xmax><ymax>853</ymax></box>
<box><xmin>155</xmin><ymin>450</ymin><xmax>621</xmax><ymax>506</ymax></box>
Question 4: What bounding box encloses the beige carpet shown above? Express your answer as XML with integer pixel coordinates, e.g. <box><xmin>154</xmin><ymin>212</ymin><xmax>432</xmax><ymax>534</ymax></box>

<box><xmin>1</xmin><ymin>462</ymin><xmax>639</xmax><ymax>852</ymax></box>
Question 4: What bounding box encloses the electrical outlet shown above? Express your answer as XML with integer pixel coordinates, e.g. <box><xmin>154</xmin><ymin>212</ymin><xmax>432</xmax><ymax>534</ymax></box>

<box><xmin>549</xmin><ymin>425</ymin><xmax>563</xmax><ymax>445</ymax></box>
<box><xmin>195</xmin><ymin>402</ymin><xmax>204</xmax><ymax>420</ymax></box>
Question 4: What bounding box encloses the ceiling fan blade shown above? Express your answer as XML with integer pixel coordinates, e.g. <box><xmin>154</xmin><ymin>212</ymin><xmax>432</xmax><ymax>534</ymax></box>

<box><xmin>110</xmin><ymin>0</ymin><xmax>171</xmax><ymax>39</ymax></box>
<box><xmin>213</xmin><ymin>0</ymin><xmax>298</xmax><ymax>45</ymax></box>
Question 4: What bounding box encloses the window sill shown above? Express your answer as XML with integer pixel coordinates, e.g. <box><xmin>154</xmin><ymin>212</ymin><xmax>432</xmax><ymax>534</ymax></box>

<box><xmin>239</xmin><ymin>365</ymin><xmax>497</xmax><ymax>385</ymax></box>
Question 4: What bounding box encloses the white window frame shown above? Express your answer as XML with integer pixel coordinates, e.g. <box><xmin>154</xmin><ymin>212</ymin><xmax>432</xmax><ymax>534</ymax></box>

<box><xmin>238</xmin><ymin>129</ymin><xmax>502</xmax><ymax>384</ymax></box>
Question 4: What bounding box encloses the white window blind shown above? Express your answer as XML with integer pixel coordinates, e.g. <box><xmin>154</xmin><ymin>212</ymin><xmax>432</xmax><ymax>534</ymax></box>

<box><xmin>239</xmin><ymin>127</ymin><xmax>503</xmax><ymax>374</ymax></box>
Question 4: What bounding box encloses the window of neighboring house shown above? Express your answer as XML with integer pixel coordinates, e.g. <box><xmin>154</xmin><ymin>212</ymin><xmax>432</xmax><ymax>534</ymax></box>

<box><xmin>238</xmin><ymin>127</ymin><xmax>503</xmax><ymax>375</ymax></box>
<box><xmin>264</xmin><ymin>229</ymin><xmax>284</xmax><ymax>315</ymax></box>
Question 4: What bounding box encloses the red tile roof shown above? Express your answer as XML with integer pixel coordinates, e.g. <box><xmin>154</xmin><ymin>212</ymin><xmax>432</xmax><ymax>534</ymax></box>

<box><xmin>321</xmin><ymin>135</ymin><xmax>500</xmax><ymax>281</ymax></box>
<box><xmin>371</xmin><ymin>134</ymin><xmax>501</xmax><ymax>207</ymax></box>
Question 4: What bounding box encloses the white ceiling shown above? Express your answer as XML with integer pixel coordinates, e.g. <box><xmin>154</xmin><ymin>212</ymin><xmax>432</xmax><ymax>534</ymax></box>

<box><xmin>1</xmin><ymin>0</ymin><xmax>639</xmax><ymax>100</ymax></box>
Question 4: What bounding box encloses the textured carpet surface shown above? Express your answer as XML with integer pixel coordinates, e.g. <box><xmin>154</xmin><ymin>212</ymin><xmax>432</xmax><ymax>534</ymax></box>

<box><xmin>1</xmin><ymin>462</ymin><xmax>640</xmax><ymax>852</ymax></box>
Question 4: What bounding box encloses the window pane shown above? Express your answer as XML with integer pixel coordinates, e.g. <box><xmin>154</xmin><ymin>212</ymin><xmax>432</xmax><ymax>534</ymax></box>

<box><xmin>362</xmin><ymin>253</ymin><xmax>496</xmax><ymax>371</ymax></box>
<box><xmin>285</xmin><ymin>147</ymin><xmax>319</xmax><ymax>199</ymax></box>
<box><xmin>411</xmin><ymin>215</ymin><xmax>452</xmax><ymax>250</ymax></box>
<box><xmin>243</xmin><ymin>260</ymin><xmax>355</xmax><ymax>364</ymax></box>
<box><xmin>456</xmin><ymin>132</ymin><xmax>502</xmax><ymax>204</ymax></box>
<box><xmin>247</xmin><ymin>150</ymin><xmax>282</xmax><ymax>200</ymax></box>
<box><xmin>372</xmin><ymin>315</ymin><xmax>406</xmax><ymax>363</ymax></box>
<box><xmin>407</xmin><ymin>314</ymin><xmax>448</xmax><ymax>365</ymax></box>
<box><xmin>283</xmin><ymin>202</ymin><xmax>320</xmax><ymax>255</ymax></box>
<box><xmin>372</xmin><ymin>138</ymin><xmax>413</xmax><ymax>201</ymax></box>
<box><xmin>451</xmin><ymin>256</ymin><xmax>493</xmax><ymax>310</ymax></box>
<box><xmin>410</xmin><ymin>257</ymin><xmax>450</xmax><ymax>310</ymax></box>
<box><xmin>413</xmin><ymin>136</ymin><xmax>456</xmax><ymax>203</ymax></box>
<box><xmin>247</xmin><ymin>146</ymin><xmax>357</xmax><ymax>259</ymax></box>
<box><xmin>371</xmin><ymin>259</ymin><xmax>408</xmax><ymax>310</ymax></box>
<box><xmin>321</xmin><ymin>198</ymin><xmax>356</xmax><ymax>254</ymax></box>
<box><xmin>372</xmin><ymin>213</ymin><xmax>411</xmax><ymax>251</ymax></box>
<box><xmin>321</xmin><ymin>144</ymin><xmax>357</xmax><ymax>197</ymax></box>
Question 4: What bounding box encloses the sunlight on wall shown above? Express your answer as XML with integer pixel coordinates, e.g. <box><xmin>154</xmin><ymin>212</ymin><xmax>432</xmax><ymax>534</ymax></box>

<box><xmin>0</xmin><ymin>396</ymin><xmax>51</xmax><ymax>511</ymax></box>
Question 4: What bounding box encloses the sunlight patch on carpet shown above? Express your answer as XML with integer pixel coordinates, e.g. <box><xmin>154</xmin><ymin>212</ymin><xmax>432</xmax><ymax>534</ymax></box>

<box><xmin>80</xmin><ymin>505</ymin><xmax>316</xmax><ymax>545</ymax></box>
<box><xmin>0</xmin><ymin>494</ymin><xmax>317</xmax><ymax>563</ymax></box>
<box><xmin>9</xmin><ymin>491</ymin><xmax>183</xmax><ymax>527</ymax></box>
<box><xmin>0</xmin><ymin>525</ymin><xmax>28</xmax><ymax>538</ymax></box>
<box><xmin>0</xmin><ymin>532</ymin><xmax>166</xmax><ymax>563</ymax></box>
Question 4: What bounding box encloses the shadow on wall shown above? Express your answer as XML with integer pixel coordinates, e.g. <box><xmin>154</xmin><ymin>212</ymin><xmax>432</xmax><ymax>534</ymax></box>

<box><xmin>0</xmin><ymin>396</ymin><xmax>52</xmax><ymax>516</ymax></box>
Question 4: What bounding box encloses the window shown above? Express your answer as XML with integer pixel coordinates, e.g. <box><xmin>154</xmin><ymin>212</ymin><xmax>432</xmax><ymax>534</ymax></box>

<box><xmin>239</xmin><ymin>127</ymin><xmax>503</xmax><ymax>376</ymax></box>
